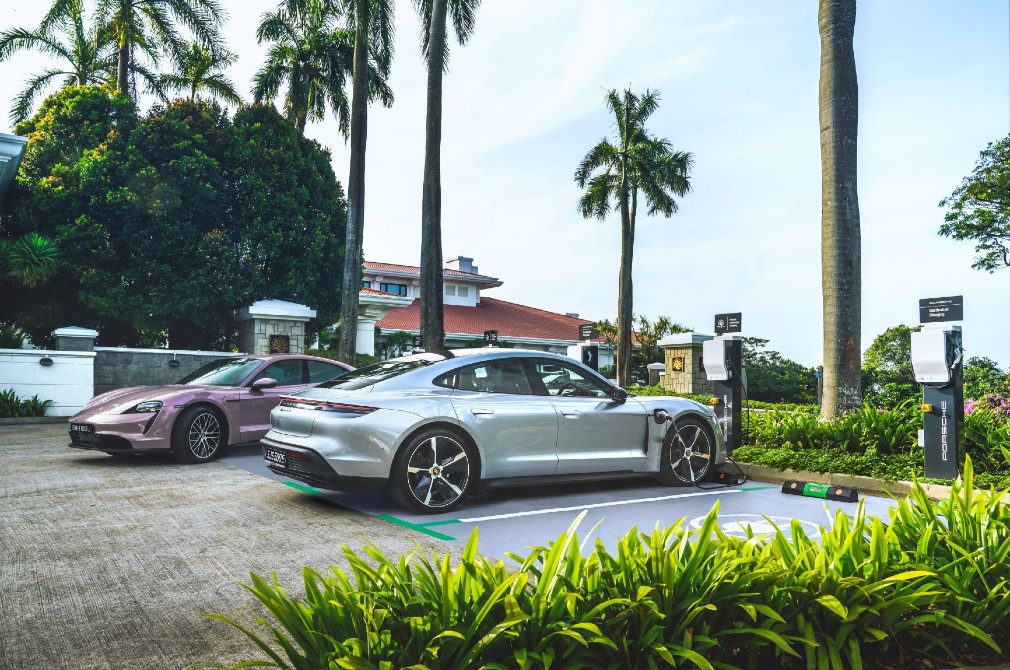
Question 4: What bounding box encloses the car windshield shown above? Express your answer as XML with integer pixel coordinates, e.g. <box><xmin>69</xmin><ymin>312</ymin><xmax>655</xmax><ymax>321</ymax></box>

<box><xmin>176</xmin><ymin>358</ymin><xmax>264</xmax><ymax>386</ymax></box>
<box><xmin>316</xmin><ymin>355</ymin><xmax>441</xmax><ymax>391</ymax></box>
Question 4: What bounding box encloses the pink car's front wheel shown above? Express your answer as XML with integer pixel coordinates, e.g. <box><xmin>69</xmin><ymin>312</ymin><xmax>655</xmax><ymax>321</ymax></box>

<box><xmin>171</xmin><ymin>406</ymin><xmax>224</xmax><ymax>464</ymax></box>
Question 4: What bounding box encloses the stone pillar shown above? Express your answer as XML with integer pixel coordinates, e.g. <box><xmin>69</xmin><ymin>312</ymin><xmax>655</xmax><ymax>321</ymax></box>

<box><xmin>356</xmin><ymin>318</ymin><xmax>376</xmax><ymax>356</ymax></box>
<box><xmin>358</xmin><ymin>291</ymin><xmax>414</xmax><ymax>356</ymax></box>
<box><xmin>235</xmin><ymin>300</ymin><xmax>316</xmax><ymax>355</ymax></box>
<box><xmin>659</xmin><ymin>333</ymin><xmax>715</xmax><ymax>396</ymax></box>
<box><xmin>52</xmin><ymin>327</ymin><xmax>99</xmax><ymax>352</ymax></box>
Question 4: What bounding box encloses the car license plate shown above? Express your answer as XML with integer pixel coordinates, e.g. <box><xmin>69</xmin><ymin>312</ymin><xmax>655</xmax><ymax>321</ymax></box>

<box><xmin>264</xmin><ymin>448</ymin><xmax>286</xmax><ymax>468</ymax></box>
<box><xmin>70</xmin><ymin>423</ymin><xmax>93</xmax><ymax>434</ymax></box>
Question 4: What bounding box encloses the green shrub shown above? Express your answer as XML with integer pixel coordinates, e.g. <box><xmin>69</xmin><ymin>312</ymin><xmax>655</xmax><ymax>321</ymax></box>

<box><xmin>0</xmin><ymin>389</ymin><xmax>53</xmax><ymax>418</ymax></box>
<box><xmin>202</xmin><ymin>467</ymin><xmax>1010</xmax><ymax>669</ymax></box>
<box><xmin>0</xmin><ymin>389</ymin><xmax>22</xmax><ymax>418</ymax></box>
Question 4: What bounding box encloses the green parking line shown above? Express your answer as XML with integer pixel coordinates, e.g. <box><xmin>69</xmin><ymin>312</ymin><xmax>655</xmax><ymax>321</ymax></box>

<box><xmin>741</xmin><ymin>485</ymin><xmax>780</xmax><ymax>492</ymax></box>
<box><xmin>284</xmin><ymin>481</ymin><xmax>323</xmax><ymax>495</ymax></box>
<box><xmin>375</xmin><ymin>514</ymin><xmax>458</xmax><ymax>541</ymax></box>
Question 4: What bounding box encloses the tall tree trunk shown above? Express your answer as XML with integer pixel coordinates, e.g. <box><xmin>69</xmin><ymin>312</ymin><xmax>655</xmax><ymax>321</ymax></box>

<box><xmin>117</xmin><ymin>42</ymin><xmax>130</xmax><ymax>97</ymax></box>
<box><xmin>818</xmin><ymin>0</ymin><xmax>861</xmax><ymax>418</ymax></box>
<box><xmin>616</xmin><ymin>167</ymin><xmax>633</xmax><ymax>388</ymax></box>
<box><xmin>338</xmin><ymin>7</ymin><xmax>371</xmax><ymax>364</ymax></box>
<box><xmin>419</xmin><ymin>0</ymin><xmax>447</xmax><ymax>353</ymax></box>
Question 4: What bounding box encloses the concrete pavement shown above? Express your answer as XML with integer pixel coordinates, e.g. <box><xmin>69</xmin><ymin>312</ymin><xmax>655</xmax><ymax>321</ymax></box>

<box><xmin>0</xmin><ymin>423</ymin><xmax>457</xmax><ymax>670</ymax></box>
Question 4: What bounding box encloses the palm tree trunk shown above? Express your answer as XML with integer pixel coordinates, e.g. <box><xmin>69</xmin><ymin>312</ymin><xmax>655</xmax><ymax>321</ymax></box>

<box><xmin>419</xmin><ymin>0</ymin><xmax>447</xmax><ymax>353</ymax></box>
<box><xmin>818</xmin><ymin>0</ymin><xmax>861</xmax><ymax>418</ymax></box>
<box><xmin>117</xmin><ymin>42</ymin><xmax>130</xmax><ymax>97</ymax></box>
<box><xmin>617</xmin><ymin>168</ymin><xmax>633</xmax><ymax>388</ymax></box>
<box><xmin>338</xmin><ymin>6</ymin><xmax>371</xmax><ymax>364</ymax></box>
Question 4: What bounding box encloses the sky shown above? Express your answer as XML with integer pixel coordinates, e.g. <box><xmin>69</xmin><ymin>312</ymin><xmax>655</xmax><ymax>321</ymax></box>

<box><xmin>3</xmin><ymin>0</ymin><xmax>1009</xmax><ymax>369</ymax></box>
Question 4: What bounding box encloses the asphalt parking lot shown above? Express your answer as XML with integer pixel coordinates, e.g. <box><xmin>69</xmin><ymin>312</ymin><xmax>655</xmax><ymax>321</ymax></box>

<box><xmin>221</xmin><ymin>444</ymin><xmax>897</xmax><ymax>559</ymax></box>
<box><xmin>1</xmin><ymin>423</ymin><xmax>902</xmax><ymax>670</ymax></box>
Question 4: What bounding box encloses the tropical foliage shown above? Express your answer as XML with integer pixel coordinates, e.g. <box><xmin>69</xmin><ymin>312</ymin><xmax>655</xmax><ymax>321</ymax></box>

<box><xmin>0</xmin><ymin>388</ymin><xmax>54</xmax><ymax>417</ymax></box>
<box><xmin>741</xmin><ymin>337</ymin><xmax>818</xmax><ymax>405</ymax></box>
<box><xmin>203</xmin><ymin>460</ymin><xmax>1010</xmax><ymax>669</ymax></box>
<box><xmin>7</xmin><ymin>85</ymin><xmax>346</xmax><ymax>349</ymax></box>
<box><xmin>576</xmin><ymin>88</ymin><xmax>692</xmax><ymax>388</ymax></box>
<box><xmin>160</xmin><ymin>40</ymin><xmax>241</xmax><ymax>104</ymax></box>
<box><xmin>0</xmin><ymin>0</ymin><xmax>115</xmax><ymax>124</ymax></box>
<box><xmin>939</xmin><ymin>134</ymin><xmax>1010</xmax><ymax>271</ymax></box>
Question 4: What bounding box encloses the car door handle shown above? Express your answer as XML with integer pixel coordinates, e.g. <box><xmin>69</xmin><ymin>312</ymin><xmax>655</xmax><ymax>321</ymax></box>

<box><xmin>470</xmin><ymin>408</ymin><xmax>494</xmax><ymax>416</ymax></box>
<box><xmin>561</xmin><ymin>410</ymin><xmax>581</xmax><ymax>418</ymax></box>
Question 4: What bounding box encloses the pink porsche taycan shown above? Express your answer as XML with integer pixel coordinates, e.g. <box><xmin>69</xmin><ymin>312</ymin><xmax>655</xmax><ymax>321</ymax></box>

<box><xmin>68</xmin><ymin>354</ymin><xmax>353</xmax><ymax>463</ymax></box>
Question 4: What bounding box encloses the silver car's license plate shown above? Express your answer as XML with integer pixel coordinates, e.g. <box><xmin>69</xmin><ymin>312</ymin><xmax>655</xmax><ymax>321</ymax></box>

<box><xmin>264</xmin><ymin>448</ymin><xmax>286</xmax><ymax>467</ymax></box>
<box><xmin>70</xmin><ymin>423</ymin><xmax>93</xmax><ymax>433</ymax></box>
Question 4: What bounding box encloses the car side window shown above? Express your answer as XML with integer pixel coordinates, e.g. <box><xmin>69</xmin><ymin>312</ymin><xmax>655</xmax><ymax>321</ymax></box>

<box><xmin>533</xmin><ymin>360</ymin><xmax>611</xmax><ymax>399</ymax></box>
<box><xmin>443</xmin><ymin>360</ymin><xmax>534</xmax><ymax>395</ymax></box>
<box><xmin>254</xmin><ymin>360</ymin><xmax>304</xmax><ymax>386</ymax></box>
<box><xmin>308</xmin><ymin>360</ymin><xmax>346</xmax><ymax>384</ymax></box>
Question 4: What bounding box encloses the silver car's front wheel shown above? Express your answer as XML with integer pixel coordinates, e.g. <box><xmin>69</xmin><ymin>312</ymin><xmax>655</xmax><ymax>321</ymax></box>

<box><xmin>391</xmin><ymin>429</ymin><xmax>475</xmax><ymax>513</ymax></box>
<box><xmin>659</xmin><ymin>417</ymin><xmax>714</xmax><ymax>485</ymax></box>
<box><xmin>171</xmin><ymin>407</ymin><xmax>224</xmax><ymax>464</ymax></box>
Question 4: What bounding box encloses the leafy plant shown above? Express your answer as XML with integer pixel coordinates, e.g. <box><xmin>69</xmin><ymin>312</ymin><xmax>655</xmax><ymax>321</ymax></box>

<box><xmin>0</xmin><ymin>389</ymin><xmax>54</xmax><ymax>418</ymax></box>
<box><xmin>0</xmin><ymin>322</ymin><xmax>27</xmax><ymax>349</ymax></box>
<box><xmin>0</xmin><ymin>389</ymin><xmax>22</xmax><ymax>418</ymax></box>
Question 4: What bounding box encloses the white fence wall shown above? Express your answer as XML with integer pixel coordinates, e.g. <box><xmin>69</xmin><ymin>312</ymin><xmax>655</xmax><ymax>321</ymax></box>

<box><xmin>0</xmin><ymin>349</ymin><xmax>96</xmax><ymax>416</ymax></box>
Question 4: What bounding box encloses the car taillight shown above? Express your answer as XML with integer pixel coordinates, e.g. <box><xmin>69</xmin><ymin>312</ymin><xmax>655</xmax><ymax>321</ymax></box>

<box><xmin>279</xmin><ymin>396</ymin><xmax>377</xmax><ymax>415</ymax></box>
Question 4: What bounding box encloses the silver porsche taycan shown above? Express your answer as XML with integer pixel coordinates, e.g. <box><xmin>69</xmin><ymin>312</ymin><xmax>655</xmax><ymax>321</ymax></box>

<box><xmin>261</xmin><ymin>349</ymin><xmax>727</xmax><ymax>513</ymax></box>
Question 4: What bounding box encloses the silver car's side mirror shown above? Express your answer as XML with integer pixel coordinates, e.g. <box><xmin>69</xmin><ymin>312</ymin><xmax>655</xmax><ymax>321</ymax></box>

<box><xmin>611</xmin><ymin>387</ymin><xmax>628</xmax><ymax>403</ymax></box>
<box><xmin>251</xmin><ymin>377</ymin><xmax>278</xmax><ymax>392</ymax></box>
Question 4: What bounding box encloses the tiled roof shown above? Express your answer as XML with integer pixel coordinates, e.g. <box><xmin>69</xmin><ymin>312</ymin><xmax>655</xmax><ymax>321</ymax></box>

<box><xmin>359</xmin><ymin>287</ymin><xmax>403</xmax><ymax>297</ymax></box>
<box><xmin>364</xmin><ymin>261</ymin><xmax>499</xmax><ymax>280</ymax></box>
<box><xmin>376</xmin><ymin>298</ymin><xmax>600</xmax><ymax>342</ymax></box>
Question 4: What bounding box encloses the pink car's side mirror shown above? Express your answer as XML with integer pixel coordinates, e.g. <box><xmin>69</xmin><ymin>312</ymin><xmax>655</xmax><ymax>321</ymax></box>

<box><xmin>251</xmin><ymin>378</ymin><xmax>278</xmax><ymax>392</ymax></box>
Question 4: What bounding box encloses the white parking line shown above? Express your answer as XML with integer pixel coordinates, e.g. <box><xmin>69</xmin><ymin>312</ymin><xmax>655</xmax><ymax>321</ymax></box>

<box><xmin>456</xmin><ymin>488</ymin><xmax>742</xmax><ymax>524</ymax></box>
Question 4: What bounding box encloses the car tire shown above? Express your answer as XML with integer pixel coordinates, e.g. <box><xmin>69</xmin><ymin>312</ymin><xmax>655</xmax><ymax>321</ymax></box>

<box><xmin>390</xmin><ymin>428</ymin><xmax>476</xmax><ymax>514</ymax></box>
<box><xmin>658</xmin><ymin>416</ymin><xmax>714</xmax><ymax>486</ymax></box>
<box><xmin>170</xmin><ymin>406</ymin><xmax>225</xmax><ymax>464</ymax></box>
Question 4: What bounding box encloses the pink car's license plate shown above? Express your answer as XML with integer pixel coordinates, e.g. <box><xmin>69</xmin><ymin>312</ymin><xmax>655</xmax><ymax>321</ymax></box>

<box><xmin>70</xmin><ymin>423</ymin><xmax>93</xmax><ymax>433</ymax></box>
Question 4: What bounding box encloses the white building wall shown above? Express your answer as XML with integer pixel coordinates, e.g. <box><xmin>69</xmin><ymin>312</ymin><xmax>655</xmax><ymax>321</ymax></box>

<box><xmin>0</xmin><ymin>349</ymin><xmax>95</xmax><ymax>416</ymax></box>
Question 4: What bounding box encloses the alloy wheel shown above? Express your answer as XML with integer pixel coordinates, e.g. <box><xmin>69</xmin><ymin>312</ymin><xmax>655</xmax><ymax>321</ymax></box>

<box><xmin>669</xmin><ymin>422</ymin><xmax>712</xmax><ymax>483</ymax></box>
<box><xmin>404</xmin><ymin>435</ymin><xmax>470</xmax><ymax>509</ymax></box>
<box><xmin>187</xmin><ymin>412</ymin><xmax>221</xmax><ymax>459</ymax></box>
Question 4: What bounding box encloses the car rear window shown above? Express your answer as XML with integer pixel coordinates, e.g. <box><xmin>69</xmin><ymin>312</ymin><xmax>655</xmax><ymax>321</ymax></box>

<box><xmin>316</xmin><ymin>358</ymin><xmax>436</xmax><ymax>390</ymax></box>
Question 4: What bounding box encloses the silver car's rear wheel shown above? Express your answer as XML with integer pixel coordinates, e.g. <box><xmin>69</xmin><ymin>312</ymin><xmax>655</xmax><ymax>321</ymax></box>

<box><xmin>659</xmin><ymin>417</ymin><xmax>714</xmax><ymax>485</ymax></box>
<box><xmin>391</xmin><ymin>429</ymin><xmax>474</xmax><ymax>513</ymax></box>
<box><xmin>171</xmin><ymin>407</ymin><xmax>224</xmax><ymax>464</ymax></box>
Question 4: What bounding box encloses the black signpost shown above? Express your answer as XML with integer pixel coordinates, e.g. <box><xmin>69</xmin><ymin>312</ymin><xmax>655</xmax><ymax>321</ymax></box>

<box><xmin>578</xmin><ymin>323</ymin><xmax>599</xmax><ymax>340</ymax></box>
<box><xmin>714</xmin><ymin>313</ymin><xmax>742</xmax><ymax>335</ymax></box>
<box><xmin>919</xmin><ymin>296</ymin><xmax>964</xmax><ymax>324</ymax></box>
<box><xmin>581</xmin><ymin>345</ymin><xmax>599</xmax><ymax>371</ymax></box>
<box><xmin>412</xmin><ymin>335</ymin><xmax>424</xmax><ymax>349</ymax></box>
<box><xmin>483</xmin><ymin>330</ymin><xmax>498</xmax><ymax>345</ymax></box>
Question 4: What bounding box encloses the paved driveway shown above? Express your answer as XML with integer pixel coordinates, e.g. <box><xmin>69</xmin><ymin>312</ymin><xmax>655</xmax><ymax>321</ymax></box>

<box><xmin>0</xmin><ymin>424</ymin><xmax>457</xmax><ymax>670</ymax></box>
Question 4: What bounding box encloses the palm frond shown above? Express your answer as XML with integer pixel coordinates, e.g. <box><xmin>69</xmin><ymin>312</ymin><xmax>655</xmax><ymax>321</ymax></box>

<box><xmin>448</xmin><ymin>0</ymin><xmax>480</xmax><ymax>45</ymax></box>
<box><xmin>574</xmin><ymin>139</ymin><xmax>618</xmax><ymax>187</ymax></box>
<box><xmin>11</xmin><ymin>68</ymin><xmax>66</xmax><ymax>125</ymax></box>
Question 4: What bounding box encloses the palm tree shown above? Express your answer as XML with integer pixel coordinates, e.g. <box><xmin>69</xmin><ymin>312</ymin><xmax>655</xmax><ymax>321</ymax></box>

<box><xmin>575</xmin><ymin>89</ymin><xmax>692</xmax><ymax>388</ymax></box>
<box><xmin>160</xmin><ymin>41</ymin><xmax>242</xmax><ymax>104</ymax></box>
<box><xmin>337</xmin><ymin>0</ymin><xmax>395</xmax><ymax>365</ymax></box>
<box><xmin>414</xmin><ymin>0</ymin><xmax>480</xmax><ymax>354</ymax></box>
<box><xmin>0</xmin><ymin>233</ymin><xmax>59</xmax><ymax>288</ymax></box>
<box><xmin>40</xmin><ymin>0</ymin><xmax>225</xmax><ymax>101</ymax></box>
<box><xmin>818</xmin><ymin>0</ymin><xmax>861</xmax><ymax>418</ymax></box>
<box><xmin>253</xmin><ymin>4</ymin><xmax>354</xmax><ymax>133</ymax></box>
<box><xmin>0</xmin><ymin>0</ymin><xmax>116</xmax><ymax>124</ymax></box>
